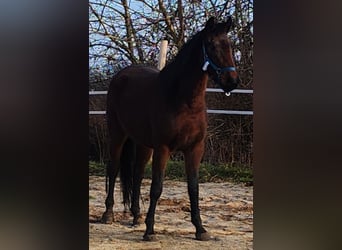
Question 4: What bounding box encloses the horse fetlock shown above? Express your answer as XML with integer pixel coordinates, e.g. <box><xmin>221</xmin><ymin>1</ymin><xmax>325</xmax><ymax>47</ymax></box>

<box><xmin>130</xmin><ymin>206</ymin><xmax>140</xmax><ymax>216</ymax></box>
<box><xmin>105</xmin><ymin>199</ymin><xmax>114</xmax><ymax>209</ymax></box>
<box><xmin>144</xmin><ymin>215</ymin><xmax>154</xmax><ymax>226</ymax></box>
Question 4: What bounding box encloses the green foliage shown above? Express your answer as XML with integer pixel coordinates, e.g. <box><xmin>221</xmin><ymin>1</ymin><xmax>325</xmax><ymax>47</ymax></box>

<box><xmin>144</xmin><ymin>161</ymin><xmax>185</xmax><ymax>181</ymax></box>
<box><xmin>89</xmin><ymin>160</ymin><xmax>253</xmax><ymax>185</ymax></box>
<box><xmin>198</xmin><ymin>162</ymin><xmax>253</xmax><ymax>184</ymax></box>
<box><xmin>89</xmin><ymin>161</ymin><xmax>106</xmax><ymax>176</ymax></box>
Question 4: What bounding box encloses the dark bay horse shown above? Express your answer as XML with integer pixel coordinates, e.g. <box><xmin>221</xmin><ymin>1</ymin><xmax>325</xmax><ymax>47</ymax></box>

<box><xmin>101</xmin><ymin>16</ymin><xmax>240</xmax><ymax>241</ymax></box>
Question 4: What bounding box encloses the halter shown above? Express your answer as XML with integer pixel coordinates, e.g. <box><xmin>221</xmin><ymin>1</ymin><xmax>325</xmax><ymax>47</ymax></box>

<box><xmin>201</xmin><ymin>44</ymin><xmax>236</xmax><ymax>74</ymax></box>
<box><xmin>202</xmin><ymin>43</ymin><xmax>236</xmax><ymax>96</ymax></box>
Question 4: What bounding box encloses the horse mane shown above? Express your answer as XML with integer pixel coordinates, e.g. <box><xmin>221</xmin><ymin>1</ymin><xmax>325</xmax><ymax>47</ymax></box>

<box><xmin>159</xmin><ymin>31</ymin><xmax>204</xmax><ymax>98</ymax></box>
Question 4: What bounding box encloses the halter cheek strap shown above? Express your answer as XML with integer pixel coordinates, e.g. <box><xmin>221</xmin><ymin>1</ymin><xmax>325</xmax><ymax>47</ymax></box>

<box><xmin>202</xmin><ymin>44</ymin><xmax>236</xmax><ymax>73</ymax></box>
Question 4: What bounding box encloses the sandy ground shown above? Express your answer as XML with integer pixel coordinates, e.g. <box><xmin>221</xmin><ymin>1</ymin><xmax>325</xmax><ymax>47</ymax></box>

<box><xmin>89</xmin><ymin>176</ymin><xmax>253</xmax><ymax>250</ymax></box>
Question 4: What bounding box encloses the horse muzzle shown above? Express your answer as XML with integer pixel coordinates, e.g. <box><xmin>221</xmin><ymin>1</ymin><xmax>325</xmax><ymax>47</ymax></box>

<box><xmin>218</xmin><ymin>75</ymin><xmax>240</xmax><ymax>95</ymax></box>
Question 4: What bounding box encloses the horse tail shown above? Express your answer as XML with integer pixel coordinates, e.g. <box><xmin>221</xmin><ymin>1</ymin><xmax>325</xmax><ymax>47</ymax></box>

<box><xmin>120</xmin><ymin>137</ymin><xmax>136</xmax><ymax>209</ymax></box>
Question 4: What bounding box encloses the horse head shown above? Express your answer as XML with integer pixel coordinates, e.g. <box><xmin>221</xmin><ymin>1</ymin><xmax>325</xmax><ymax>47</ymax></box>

<box><xmin>202</xmin><ymin>16</ymin><xmax>240</xmax><ymax>95</ymax></box>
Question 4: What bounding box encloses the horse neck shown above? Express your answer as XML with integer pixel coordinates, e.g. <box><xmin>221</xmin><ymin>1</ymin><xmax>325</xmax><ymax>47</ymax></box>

<box><xmin>160</xmin><ymin>38</ymin><xmax>208</xmax><ymax>110</ymax></box>
<box><xmin>178</xmin><ymin>63</ymin><xmax>208</xmax><ymax>109</ymax></box>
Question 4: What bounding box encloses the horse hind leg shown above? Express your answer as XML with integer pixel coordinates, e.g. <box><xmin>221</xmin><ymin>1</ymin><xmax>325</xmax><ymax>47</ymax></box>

<box><xmin>131</xmin><ymin>145</ymin><xmax>153</xmax><ymax>226</ymax></box>
<box><xmin>101</xmin><ymin>133</ymin><xmax>126</xmax><ymax>224</ymax></box>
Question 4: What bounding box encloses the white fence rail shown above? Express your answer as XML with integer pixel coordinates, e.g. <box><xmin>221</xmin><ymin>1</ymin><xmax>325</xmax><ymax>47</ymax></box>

<box><xmin>89</xmin><ymin>88</ymin><xmax>253</xmax><ymax>115</ymax></box>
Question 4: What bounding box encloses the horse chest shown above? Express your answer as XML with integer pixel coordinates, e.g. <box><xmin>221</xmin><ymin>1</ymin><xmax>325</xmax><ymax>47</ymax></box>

<box><xmin>168</xmin><ymin>116</ymin><xmax>207</xmax><ymax>151</ymax></box>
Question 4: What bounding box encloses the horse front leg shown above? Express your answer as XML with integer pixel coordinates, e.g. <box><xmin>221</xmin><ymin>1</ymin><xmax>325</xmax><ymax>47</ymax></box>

<box><xmin>143</xmin><ymin>146</ymin><xmax>170</xmax><ymax>241</ymax></box>
<box><xmin>184</xmin><ymin>141</ymin><xmax>211</xmax><ymax>241</ymax></box>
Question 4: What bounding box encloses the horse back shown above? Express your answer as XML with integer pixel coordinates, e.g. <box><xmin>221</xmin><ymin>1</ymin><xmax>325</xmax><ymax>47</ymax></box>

<box><xmin>108</xmin><ymin>65</ymin><xmax>159</xmax><ymax>106</ymax></box>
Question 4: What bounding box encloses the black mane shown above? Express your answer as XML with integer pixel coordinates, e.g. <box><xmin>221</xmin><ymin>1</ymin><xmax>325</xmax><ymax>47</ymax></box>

<box><xmin>159</xmin><ymin>31</ymin><xmax>204</xmax><ymax>96</ymax></box>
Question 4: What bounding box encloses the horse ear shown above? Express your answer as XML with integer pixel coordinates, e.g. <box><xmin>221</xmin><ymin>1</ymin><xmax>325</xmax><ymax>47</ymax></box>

<box><xmin>205</xmin><ymin>17</ymin><xmax>216</xmax><ymax>31</ymax></box>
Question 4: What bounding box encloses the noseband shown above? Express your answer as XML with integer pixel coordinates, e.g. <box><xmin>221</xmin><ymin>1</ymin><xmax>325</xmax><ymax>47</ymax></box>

<box><xmin>201</xmin><ymin>44</ymin><xmax>236</xmax><ymax>74</ymax></box>
<box><xmin>202</xmin><ymin>44</ymin><xmax>236</xmax><ymax>95</ymax></box>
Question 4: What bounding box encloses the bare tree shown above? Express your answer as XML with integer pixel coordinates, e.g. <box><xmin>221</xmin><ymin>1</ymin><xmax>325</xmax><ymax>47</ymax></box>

<box><xmin>89</xmin><ymin>0</ymin><xmax>253</xmax><ymax>70</ymax></box>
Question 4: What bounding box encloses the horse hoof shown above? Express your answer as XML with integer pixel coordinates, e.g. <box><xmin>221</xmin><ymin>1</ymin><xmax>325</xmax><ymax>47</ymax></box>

<box><xmin>143</xmin><ymin>234</ymin><xmax>158</xmax><ymax>241</ymax></box>
<box><xmin>132</xmin><ymin>222</ymin><xmax>141</xmax><ymax>227</ymax></box>
<box><xmin>101</xmin><ymin>211</ymin><xmax>114</xmax><ymax>224</ymax></box>
<box><xmin>195</xmin><ymin>232</ymin><xmax>211</xmax><ymax>241</ymax></box>
<box><xmin>130</xmin><ymin>221</ymin><xmax>140</xmax><ymax>228</ymax></box>
<box><xmin>132</xmin><ymin>216</ymin><xmax>144</xmax><ymax>226</ymax></box>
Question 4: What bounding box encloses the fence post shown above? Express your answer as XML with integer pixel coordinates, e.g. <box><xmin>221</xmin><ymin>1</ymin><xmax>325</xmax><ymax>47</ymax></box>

<box><xmin>147</xmin><ymin>39</ymin><xmax>168</xmax><ymax>163</ymax></box>
<box><xmin>157</xmin><ymin>39</ymin><xmax>168</xmax><ymax>70</ymax></box>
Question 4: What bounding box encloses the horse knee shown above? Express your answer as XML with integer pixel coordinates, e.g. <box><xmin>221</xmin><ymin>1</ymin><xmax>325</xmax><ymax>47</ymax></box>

<box><xmin>150</xmin><ymin>188</ymin><xmax>162</xmax><ymax>200</ymax></box>
<box><xmin>150</xmin><ymin>180</ymin><xmax>163</xmax><ymax>199</ymax></box>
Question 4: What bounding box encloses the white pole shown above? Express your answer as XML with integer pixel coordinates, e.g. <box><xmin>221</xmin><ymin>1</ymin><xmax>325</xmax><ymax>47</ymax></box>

<box><xmin>146</xmin><ymin>39</ymin><xmax>168</xmax><ymax>163</ymax></box>
<box><xmin>157</xmin><ymin>40</ymin><xmax>168</xmax><ymax>70</ymax></box>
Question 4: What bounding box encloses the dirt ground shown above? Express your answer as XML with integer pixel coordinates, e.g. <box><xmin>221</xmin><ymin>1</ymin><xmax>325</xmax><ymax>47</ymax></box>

<box><xmin>89</xmin><ymin>176</ymin><xmax>253</xmax><ymax>250</ymax></box>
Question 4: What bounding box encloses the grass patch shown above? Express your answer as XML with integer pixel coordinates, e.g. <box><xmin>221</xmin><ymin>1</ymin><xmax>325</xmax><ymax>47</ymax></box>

<box><xmin>89</xmin><ymin>160</ymin><xmax>253</xmax><ymax>185</ymax></box>
<box><xmin>145</xmin><ymin>161</ymin><xmax>252</xmax><ymax>184</ymax></box>
<box><xmin>199</xmin><ymin>162</ymin><xmax>253</xmax><ymax>184</ymax></box>
<box><xmin>89</xmin><ymin>161</ymin><xmax>106</xmax><ymax>176</ymax></box>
